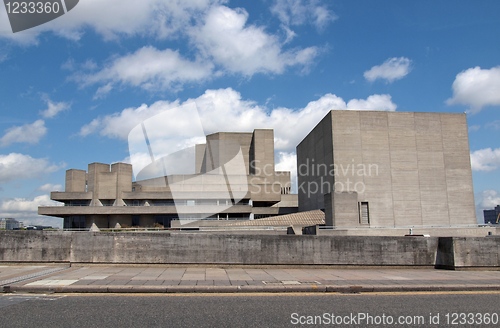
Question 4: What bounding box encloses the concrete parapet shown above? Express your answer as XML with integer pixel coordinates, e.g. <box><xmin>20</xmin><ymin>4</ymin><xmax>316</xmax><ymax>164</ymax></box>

<box><xmin>0</xmin><ymin>231</ymin><xmax>499</xmax><ymax>268</ymax></box>
<box><xmin>436</xmin><ymin>236</ymin><xmax>500</xmax><ymax>269</ymax></box>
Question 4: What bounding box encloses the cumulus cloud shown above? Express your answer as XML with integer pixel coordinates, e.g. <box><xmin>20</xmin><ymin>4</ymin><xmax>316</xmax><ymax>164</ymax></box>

<box><xmin>447</xmin><ymin>66</ymin><xmax>500</xmax><ymax>113</ymax></box>
<box><xmin>0</xmin><ymin>195</ymin><xmax>63</xmax><ymax>227</ymax></box>
<box><xmin>4</xmin><ymin>2</ymin><xmax>324</xmax><ymax>94</ymax></box>
<box><xmin>40</xmin><ymin>97</ymin><xmax>70</xmax><ymax>118</ymax></box>
<box><xmin>76</xmin><ymin>47</ymin><xmax>214</xmax><ymax>94</ymax></box>
<box><xmin>189</xmin><ymin>6</ymin><xmax>319</xmax><ymax>76</ymax></box>
<box><xmin>475</xmin><ymin>189</ymin><xmax>500</xmax><ymax>223</ymax></box>
<box><xmin>470</xmin><ymin>148</ymin><xmax>500</xmax><ymax>172</ymax></box>
<box><xmin>275</xmin><ymin>151</ymin><xmax>298</xmax><ymax>192</ymax></box>
<box><xmin>346</xmin><ymin>94</ymin><xmax>397</xmax><ymax>111</ymax></box>
<box><xmin>1</xmin><ymin>195</ymin><xmax>59</xmax><ymax>213</ymax></box>
<box><xmin>477</xmin><ymin>190</ymin><xmax>500</xmax><ymax>209</ymax></box>
<box><xmin>364</xmin><ymin>57</ymin><xmax>412</xmax><ymax>83</ymax></box>
<box><xmin>0</xmin><ymin>120</ymin><xmax>47</xmax><ymax>147</ymax></box>
<box><xmin>37</xmin><ymin>183</ymin><xmax>63</xmax><ymax>192</ymax></box>
<box><xmin>64</xmin><ymin>5</ymin><xmax>321</xmax><ymax>95</ymax></box>
<box><xmin>270</xmin><ymin>0</ymin><xmax>336</xmax><ymax>30</ymax></box>
<box><xmin>0</xmin><ymin>153</ymin><xmax>64</xmax><ymax>183</ymax></box>
<box><xmin>79</xmin><ymin>88</ymin><xmax>397</xmax><ymax>182</ymax></box>
<box><xmin>80</xmin><ymin>88</ymin><xmax>397</xmax><ymax>152</ymax></box>
<box><xmin>0</xmin><ymin>0</ymin><xmax>226</xmax><ymax>43</ymax></box>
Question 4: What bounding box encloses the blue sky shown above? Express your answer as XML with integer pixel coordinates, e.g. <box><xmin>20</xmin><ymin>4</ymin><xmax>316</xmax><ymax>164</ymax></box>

<box><xmin>0</xmin><ymin>0</ymin><xmax>499</xmax><ymax>227</ymax></box>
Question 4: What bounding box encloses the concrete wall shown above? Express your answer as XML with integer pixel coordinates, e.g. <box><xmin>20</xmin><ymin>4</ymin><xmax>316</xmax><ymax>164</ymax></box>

<box><xmin>435</xmin><ymin>236</ymin><xmax>500</xmax><ymax>269</ymax></box>
<box><xmin>318</xmin><ymin>226</ymin><xmax>499</xmax><ymax>237</ymax></box>
<box><xmin>297</xmin><ymin>110</ymin><xmax>476</xmax><ymax>228</ymax></box>
<box><xmin>1</xmin><ymin>231</ymin><xmax>498</xmax><ymax>268</ymax></box>
<box><xmin>297</xmin><ymin>113</ymin><xmax>334</xmax><ymax>211</ymax></box>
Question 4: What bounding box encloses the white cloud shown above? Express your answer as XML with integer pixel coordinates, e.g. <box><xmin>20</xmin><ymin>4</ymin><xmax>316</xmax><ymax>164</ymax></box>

<box><xmin>270</xmin><ymin>0</ymin><xmax>337</xmax><ymax>30</ymax></box>
<box><xmin>40</xmin><ymin>98</ymin><xmax>70</xmax><ymax>118</ymax></box>
<box><xmin>0</xmin><ymin>195</ymin><xmax>63</xmax><ymax>227</ymax></box>
<box><xmin>93</xmin><ymin>83</ymin><xmax>113</xmax><ymax>100</ymax></box>
<box><xmin>1</xmin><ymin>195</ymin><xmax>59</xmax><ymax>213</ymax></box>
<box><xmin>80</xmin><ymin>88</ymin><xmax>397</xmax><ymax>153</ymax></box>
<box><xmin>275</xmin><ymin>151</ymin><xmax>298</xmax><ymax>192</ymax></box>
<box><xmin>470</xmin><ymin>148</ymin><xmax>500</xmax><ymax>172</ymax></box>
<box><xmin>79</xmin><ymin>100</ymin><xmax>182</xmax><ymax>139</ymax></box>
<box><xmin>346</xmin><ymin>94</ymin><xmax>397</xmax><ymax>111</ymax></box>
<box><xmin>79</xmin><ymin>88</ymin><xmax>397</xmax><ymax>183</ymax></box>
<box><xmin>37</xmin><ymin>183</ymin><xmax>63</xmax><ymax>192</ymax></box>
<box><xmin>0</xmin><ymin>51</ymin><xmax>7</xmax><ymax>63</ymax></box>
<box><xmin>477</xmin><ymin>190</ymin><xmax>500</xmax><ymax>209</ymax></box>
<box><xmin>475</xmin><ymin>189</ymin><xmax>500</xmax><ymax>224</ymax></box>
<box><xmin>4</xmin><ymin>2</ymin><xmax>323</xmax><ymax>93</ymax></box>
<box><xmin>77</xmin><ymin>47</ymin><xmax>214</xmax><ymax>94</ymax></box>
<box><xmin>468</xmin><ymin>125</ymin><xmax>481</xmax><ymax>132</ymax></box>
<box><xmin>0</xmin><ymin>0</ymin><xmax>226</xmax><ymax>43</ymax></box>
<box><xmin>0</xmin><ymin>153</ymin><xmax>64</xmax><ymax>183</ymax></box>
<box><xmin>364</xmin><ymin>57</ymin><xmax>412</xmax><ymax>83</ymax></box>
<box><xmin>447</xmin><ymin>66</ymin><xmax>500</xmax><ymax>113</ymax></box>
<box><xmin>0</xmin><ymin>120</ymin><xmax>47</xmax><ymax>147</ymax></box>
<box><xmin>189</xmin><ymin>6</ymin><xmax>319</xmax><ymax>76</ymax></box>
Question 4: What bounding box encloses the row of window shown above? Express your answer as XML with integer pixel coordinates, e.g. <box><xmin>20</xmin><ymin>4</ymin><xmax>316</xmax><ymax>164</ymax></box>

<box><xmin>64</xmin><ymin>199</ymin><xmax>253</xmax><ymax>206</ymax></box>
<box><xmin>64</xmin><ymin>213</ymin><xmax>252</xmax><ymax>229</ymax></box>
<box><xmin>125</xmin><ymin>199</ymin><xmax>251</xmax><ymax>206</ymax></box>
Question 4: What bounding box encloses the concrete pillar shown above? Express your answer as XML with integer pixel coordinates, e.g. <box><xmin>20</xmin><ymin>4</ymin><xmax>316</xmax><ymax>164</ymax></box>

<box><xmin>111</xmin><ymin>163</ymin><xmax>132</xmax><ymax>206</ymax></box>
<box><xmin>139</xmin><ymin>216</ymin><xmax>156</xmax><ymax>228</ymax></box>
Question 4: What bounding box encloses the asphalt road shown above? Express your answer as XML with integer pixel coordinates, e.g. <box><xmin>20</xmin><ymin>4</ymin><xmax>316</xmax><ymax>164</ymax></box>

<box><xmin>0</xmin><ymin>292</ymin><xmax>499</xmax><ymax>328</ymax></box>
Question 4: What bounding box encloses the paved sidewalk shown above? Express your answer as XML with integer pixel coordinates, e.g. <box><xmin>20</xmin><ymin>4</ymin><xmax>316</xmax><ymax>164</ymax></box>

<box><xmin>2</xmin><ymin>264</ymin><xmax>500</xmax><ymax>293</ymax></box>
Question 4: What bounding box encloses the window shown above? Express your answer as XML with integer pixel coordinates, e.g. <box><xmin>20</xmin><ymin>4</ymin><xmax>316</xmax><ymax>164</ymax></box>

<box><xmin>359</xmin><ymin>202</ymin><xmax>369</xmax><ymax>225</ymax></box>
<box><xmin>100</xmin><ymin>199</ymin><xmax>114</xmax><ymax>206</ymax></box>
<box><xmin>64</xmin><ymin>216</ymin><xmax>86</xmax><ymax>229</ymax></box>
<box><xmin>66</xmin><ymin>200</ymin><xmax>90</xmax><ymax>206</ymax></box>
<box><xmin>132</xmin><ymin>215</ymin><xmax>140</xmax><ymax>226</ymax></box>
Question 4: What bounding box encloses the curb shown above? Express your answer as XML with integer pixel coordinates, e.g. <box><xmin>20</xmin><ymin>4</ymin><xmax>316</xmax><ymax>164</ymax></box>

<box><xmin>4</xmin><ymin>284</ymin><xmax>500</xmax><ymax>294</ymax></box>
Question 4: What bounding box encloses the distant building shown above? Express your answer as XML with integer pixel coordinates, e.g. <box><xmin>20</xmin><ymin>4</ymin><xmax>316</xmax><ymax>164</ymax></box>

<box><xmin>297</xmin><ymin>110</ymin><xmax>476</xmax><ymax>228</ymax></box>
<box><xmin>0</xmin><ymin>218</ymin><xmax>21</xmax><ymax>230</ymax></box>
<box><xmin>39</xmin><ymin>129</ymin><xmax>298</xmax><ymax>229</ymax></box>
<box><xmin>484</xmin><ymin>205</ymin><xmax>500</xmax><ymax>224</ymax></box>
<box><xmin>25</xmin><ymin>225</ymin><xmax>52</xmax><ymax>230</ymax></box>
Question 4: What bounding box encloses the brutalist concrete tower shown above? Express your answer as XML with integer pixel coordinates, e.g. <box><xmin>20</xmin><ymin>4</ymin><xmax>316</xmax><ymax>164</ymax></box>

<box><xmin>297</xmin><ymin>110</ymin><xmax>476</xmax><ymax>228</ymax></box>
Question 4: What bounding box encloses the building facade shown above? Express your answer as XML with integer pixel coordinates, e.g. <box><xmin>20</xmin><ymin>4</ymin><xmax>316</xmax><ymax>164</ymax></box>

<box><xmin>0</xmin><ymin>218</ymin><xmax>22</xmax><ymax>230</ymax></box>
<box><xmin>484</xmin><ymin>205</ymin><xmax>500</xmax><ymax>224</ymax></box>
<box><xmin>297</xmin><ymin>110</ymin><xmax>476</xmax><ymax>228</ymax></box>
<box><xmin>39</xmin><ymin>129</ymin><xmax>297</xmax><ymax>229</ymax></box>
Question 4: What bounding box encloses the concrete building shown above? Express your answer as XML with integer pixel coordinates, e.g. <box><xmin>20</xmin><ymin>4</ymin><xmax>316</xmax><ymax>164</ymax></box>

<box><xmin>297</xmin><ymin>110</ymin><xmax>476</xmax><ymax>229</ymax></box>
<box><xmin>39</xmin><ymin>129</ymin><xmax>297</xmax><ymax>229</ymax></box>
<box><xmin>484</xmin><ymin>205</ymin><xmax>500</xmax><ymax>224</ymax></box>
<box><xmin>0</xmin><ymin>218</ymin><xmax>21</xmax><ymax>230</ymax></box>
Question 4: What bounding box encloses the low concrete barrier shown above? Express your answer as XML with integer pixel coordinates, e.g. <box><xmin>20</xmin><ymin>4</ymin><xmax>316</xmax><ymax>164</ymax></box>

<box><xmin>435</xmin><ymin>236</ymin><xmax>500</xmax><ymax>269</ymax></box>
<box><xmin>0</xmin><ymin>231</ymin><xmax>498</xmax><ymax>268</ymax></box>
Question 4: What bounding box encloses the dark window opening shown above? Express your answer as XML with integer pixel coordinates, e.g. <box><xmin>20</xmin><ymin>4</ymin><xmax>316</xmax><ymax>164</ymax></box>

<box><xmin>359</xmin><ymin>202</ymin><xmax>370</xmax><ymax>225</ymax></box>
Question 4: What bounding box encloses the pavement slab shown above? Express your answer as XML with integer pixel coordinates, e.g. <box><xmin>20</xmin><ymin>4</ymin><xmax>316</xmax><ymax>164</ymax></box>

<box><xmin>1</xmin><ymin>265</ymin><xmax>500</xmax><ymax>294</ymax></box>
